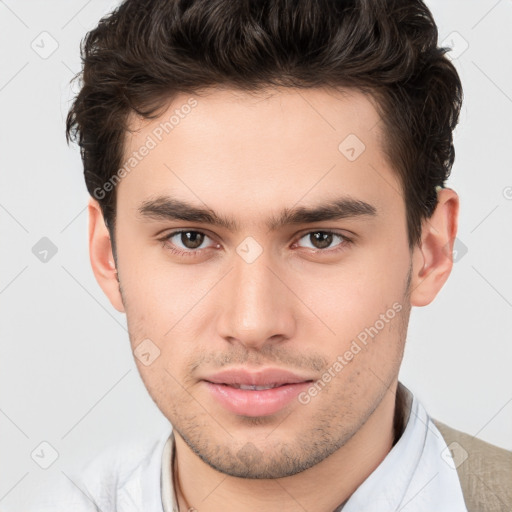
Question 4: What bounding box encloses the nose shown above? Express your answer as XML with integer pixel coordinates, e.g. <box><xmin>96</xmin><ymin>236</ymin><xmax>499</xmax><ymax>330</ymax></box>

<box><xmin>216</xmin><ymin>246</ymin><xmax>297</xmax><ymax>351</ymax></box>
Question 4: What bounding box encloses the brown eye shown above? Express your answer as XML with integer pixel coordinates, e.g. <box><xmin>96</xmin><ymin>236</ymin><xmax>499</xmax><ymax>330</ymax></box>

<box><xmin>297</xmin><ymin>231</ymin><xmax>347</xmax><ymax>251</ymax></box>
<box><xmin>177</xmin><ymin>231</ymin><xmax>205</xmax><ymax>249</ymax></box>
<box><xmin>160</xmin><ymin>230</ymin><xmax>215</xmax><ymax>255</ymax></box>
<box><xmin>310</xmin><ymin>232</ymin><xmax>333</xmax><ymax>249</ymax></box>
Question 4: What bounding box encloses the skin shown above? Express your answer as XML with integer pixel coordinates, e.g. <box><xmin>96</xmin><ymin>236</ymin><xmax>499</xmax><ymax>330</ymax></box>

<box><xmin>88</xmin><ymin>86</ymin><xmax>459</xmax><ymax>512</ymax></box>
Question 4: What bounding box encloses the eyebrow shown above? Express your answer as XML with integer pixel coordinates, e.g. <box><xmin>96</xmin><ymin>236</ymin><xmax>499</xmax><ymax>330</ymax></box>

<box><xmin>138</xmin><ymin>195</ymin><xmax>377</xmax><ymax>232</ymax></box>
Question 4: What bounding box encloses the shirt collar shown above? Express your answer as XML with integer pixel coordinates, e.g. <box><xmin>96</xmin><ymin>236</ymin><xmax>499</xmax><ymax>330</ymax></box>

<box><xmin>161</xmin><ymin>381</ymin><xmax>467</xmax><ymax>512</ymax></box>
<box><xmin>337</xmin><ymin>381</ymin><xmax>467</xmax><ymax>512</ymax></box>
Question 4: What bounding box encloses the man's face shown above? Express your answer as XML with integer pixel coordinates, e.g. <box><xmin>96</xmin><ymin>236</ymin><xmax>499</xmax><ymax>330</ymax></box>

<box><xmin>110</xmin><ymin>87</ymin><xmax>415</xmax><ymax>478</ymax></box>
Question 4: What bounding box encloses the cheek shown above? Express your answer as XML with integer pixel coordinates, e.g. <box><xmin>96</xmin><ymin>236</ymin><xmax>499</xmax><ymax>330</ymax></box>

<box><xmin>293</xmin><ymin>255</ymin><xmax>407</xmax><ymax>345</ymax></box>
<box><xmin>118</xmin><ymin>249</ymin><xmax>202</xmax><ymax>335</ymax></box>
<box><xmin>134</xmin><ymin>360</ymin><xmax>190</xmax><ymax>423</ymax></box>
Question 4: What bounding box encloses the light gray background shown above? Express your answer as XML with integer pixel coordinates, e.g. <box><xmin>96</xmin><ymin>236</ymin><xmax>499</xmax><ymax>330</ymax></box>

<box><xmin>1</xmin><ymin>0</ymin><xmax>511</xmax><ymax>509</ymax></box>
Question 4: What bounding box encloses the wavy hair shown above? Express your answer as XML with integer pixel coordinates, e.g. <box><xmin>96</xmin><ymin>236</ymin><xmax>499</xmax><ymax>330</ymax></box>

<box><xmin>66</xmin><ymin>0</ymin><xmax>463</xmax><ymax>249</ymax></box>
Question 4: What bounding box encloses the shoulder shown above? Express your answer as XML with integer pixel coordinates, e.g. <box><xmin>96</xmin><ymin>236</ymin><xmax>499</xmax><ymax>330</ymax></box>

<box><xmin>22</xmin><ymin>430</ymin><xmax>171</xmax><ymax>512</ymax></box>
<box><xmin>432</xmin><ymin>418</ymin><xmax>512</xmax><ymax>512</ymax></box>
<box><xmin>78</xmin><ymin>430</ymin><xmax>171</xmax><ymax>511</ymax></box>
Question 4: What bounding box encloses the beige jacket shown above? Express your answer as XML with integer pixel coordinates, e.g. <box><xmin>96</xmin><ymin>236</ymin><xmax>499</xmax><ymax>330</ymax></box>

<box><xmin>432</xmin><ymin>419</ymin><xmax>512</xmax><ymax>512</ymax></box>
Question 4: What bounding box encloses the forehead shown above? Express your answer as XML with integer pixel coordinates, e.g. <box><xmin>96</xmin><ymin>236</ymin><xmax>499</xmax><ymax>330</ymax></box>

<box><xmin>118</xmin><ymin>86</ymin><xmax>402</xmax><ymax>225</ymax></box>
<box><xmin>126</xmin><ymin>86</ymin><xmax>383</xmax><ymax>151</ymax></box>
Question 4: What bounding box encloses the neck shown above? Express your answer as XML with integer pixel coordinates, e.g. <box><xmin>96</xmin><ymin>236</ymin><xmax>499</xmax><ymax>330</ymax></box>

<box><xmin>173</xmin><ymin>381</ymin><xmax>404</xmax><ymax>512</ymax></box>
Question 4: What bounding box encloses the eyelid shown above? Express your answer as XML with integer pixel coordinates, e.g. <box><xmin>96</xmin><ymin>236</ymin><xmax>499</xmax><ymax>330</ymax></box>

<box><xmin>158</xmin><ymin>228</ymin><xmax>354</xmax><ymax>258</ymax></box>
<box><xmin>159</xmin><ymin>229</ymin><xmax>219</xmax><ymax>251</ymax></box>
<box><xmin>293</xmin><ymin>229</ymin><xmax>353</xmax><ymax>251</ymax></box>
<box><xmin>294</xmin><ymin>228</ymin><xmax>354</xmax><ymax>241</ymax></box>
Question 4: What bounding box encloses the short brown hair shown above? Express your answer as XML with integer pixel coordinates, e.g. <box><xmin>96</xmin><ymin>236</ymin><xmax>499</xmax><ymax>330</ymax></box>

<box><xmin>66</xmin><ymin>0</ymin><xmax>463</xmax><ymax>249</ymax></box>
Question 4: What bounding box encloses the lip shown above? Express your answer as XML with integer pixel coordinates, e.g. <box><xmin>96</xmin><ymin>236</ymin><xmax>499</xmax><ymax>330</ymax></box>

<box><xmin>204</xmin><ymin>368</ymin><xmax>313</xmax><ymax>387</ymax></box>
<box><xmin>203</xmin><ymin>368</ymin><xmax>314</xmax><ymax>417</ymax></box>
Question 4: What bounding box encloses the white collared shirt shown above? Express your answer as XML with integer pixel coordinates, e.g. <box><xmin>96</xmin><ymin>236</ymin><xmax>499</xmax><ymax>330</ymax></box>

<box><xmin>334</xmin><ymin>385</ymin><xmax>468</xmax><ymax>512</ymax></box>
<box><xmin>22</xmin><ymin>383</ymin><xmax>468</xmax><ymax>512</ymax></box>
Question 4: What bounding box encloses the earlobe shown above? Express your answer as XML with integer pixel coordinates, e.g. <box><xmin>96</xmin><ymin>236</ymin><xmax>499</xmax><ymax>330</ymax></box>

<box><xmin>88</xmin><ymin>198</ymin><xmax>125</xmax><ymax>313</ymax></box>
<box><xmin>409</xmin><ymin>188</ymin><xmax>459</xmax><ymax>307</ymax></box>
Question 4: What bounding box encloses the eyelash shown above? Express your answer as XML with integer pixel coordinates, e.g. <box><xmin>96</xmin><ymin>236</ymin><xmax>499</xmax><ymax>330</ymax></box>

<box><xmin>157</xmin><ymin>229</ymin><xmax>353</xmax><ymax>258</ymax></box>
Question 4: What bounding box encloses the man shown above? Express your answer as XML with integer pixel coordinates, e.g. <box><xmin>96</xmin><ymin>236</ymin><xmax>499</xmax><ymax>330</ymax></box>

<box><xmin>27</xmin><ymin>0</ymin><xmax>512</xmax><ymax>510</ymax></box>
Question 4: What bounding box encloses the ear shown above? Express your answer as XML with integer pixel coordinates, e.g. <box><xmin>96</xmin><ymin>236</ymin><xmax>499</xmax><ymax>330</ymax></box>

<box><xmin>410</xmin><ymin>187</ymin><xmax>460</xmax><ymax>307</ymax></box>
<box><xmin>88</xmin><ymin>198</ymin><xmax>125</xmax><ymax>313</ymax></box>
